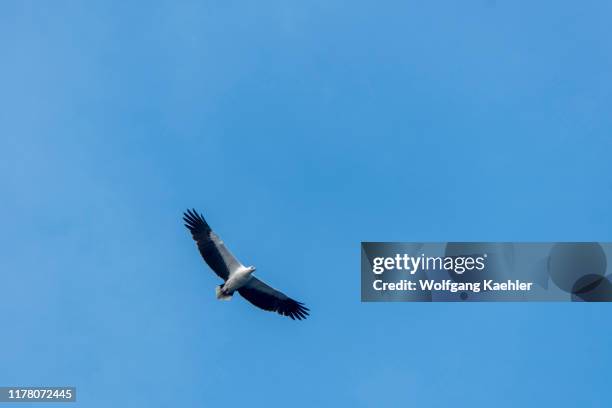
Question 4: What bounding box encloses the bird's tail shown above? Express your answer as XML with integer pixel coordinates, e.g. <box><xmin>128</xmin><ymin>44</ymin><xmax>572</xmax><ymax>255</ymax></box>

<box><xmin>216</xmin><ymin>285</ymin><xmax>233</xmax><ymax>301</ymax></box>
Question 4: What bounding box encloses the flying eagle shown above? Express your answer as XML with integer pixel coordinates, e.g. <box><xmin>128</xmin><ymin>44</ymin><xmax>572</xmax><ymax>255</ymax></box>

<box><xmin>183</xmin><ymin>209</ymin><xmax>309</xmax><ymax>320</ymax></box>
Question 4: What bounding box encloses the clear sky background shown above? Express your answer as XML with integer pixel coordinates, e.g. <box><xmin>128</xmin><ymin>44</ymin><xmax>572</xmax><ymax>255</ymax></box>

<box><xmin>1</xmin><ymin>1</ymin><xmax>612</xmax><ymax>407</ymax></box>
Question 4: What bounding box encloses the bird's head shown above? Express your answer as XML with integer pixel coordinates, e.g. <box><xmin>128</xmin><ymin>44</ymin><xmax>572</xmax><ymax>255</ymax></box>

<box><xmin>247</xmin><ymin>265</ymin><xmax>256</xmax><ymax>274</ymax></box>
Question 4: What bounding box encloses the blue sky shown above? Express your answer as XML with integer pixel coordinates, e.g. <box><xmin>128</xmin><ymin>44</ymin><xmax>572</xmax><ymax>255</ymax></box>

<box><xmin>1</xmin><ymin>1</ymin><xmax>612</xmax><ymax>407</ymax></box>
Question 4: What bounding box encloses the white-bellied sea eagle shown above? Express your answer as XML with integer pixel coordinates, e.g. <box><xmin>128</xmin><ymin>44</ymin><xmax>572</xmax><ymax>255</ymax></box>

<box><xmin>183</xmin><ymin>209</ymin><xmax>309</xmax><ymax>320</ymax></box>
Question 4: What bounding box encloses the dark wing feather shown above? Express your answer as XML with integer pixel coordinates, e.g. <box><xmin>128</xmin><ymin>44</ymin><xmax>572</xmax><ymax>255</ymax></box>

<box><xmin>238</xmin><ymin>277</ymin><xmax>310</xmax><ymax>320</ymax></box>
<box><xmin>183</xmin><ymin>209</ymin><xmax>243</xmax><ymax>281</ymax></box>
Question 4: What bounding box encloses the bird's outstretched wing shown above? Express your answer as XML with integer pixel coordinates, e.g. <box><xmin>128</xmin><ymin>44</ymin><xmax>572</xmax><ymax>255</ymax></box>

<box><xmin>183</xmin><ymin>209</ymin><xmax>244</xmax><ymax>281</ymax></box>
<box><xmin>238</xmin><ymin>277</ymin><xmax>309</xmax><ymax>320</ymax></box>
